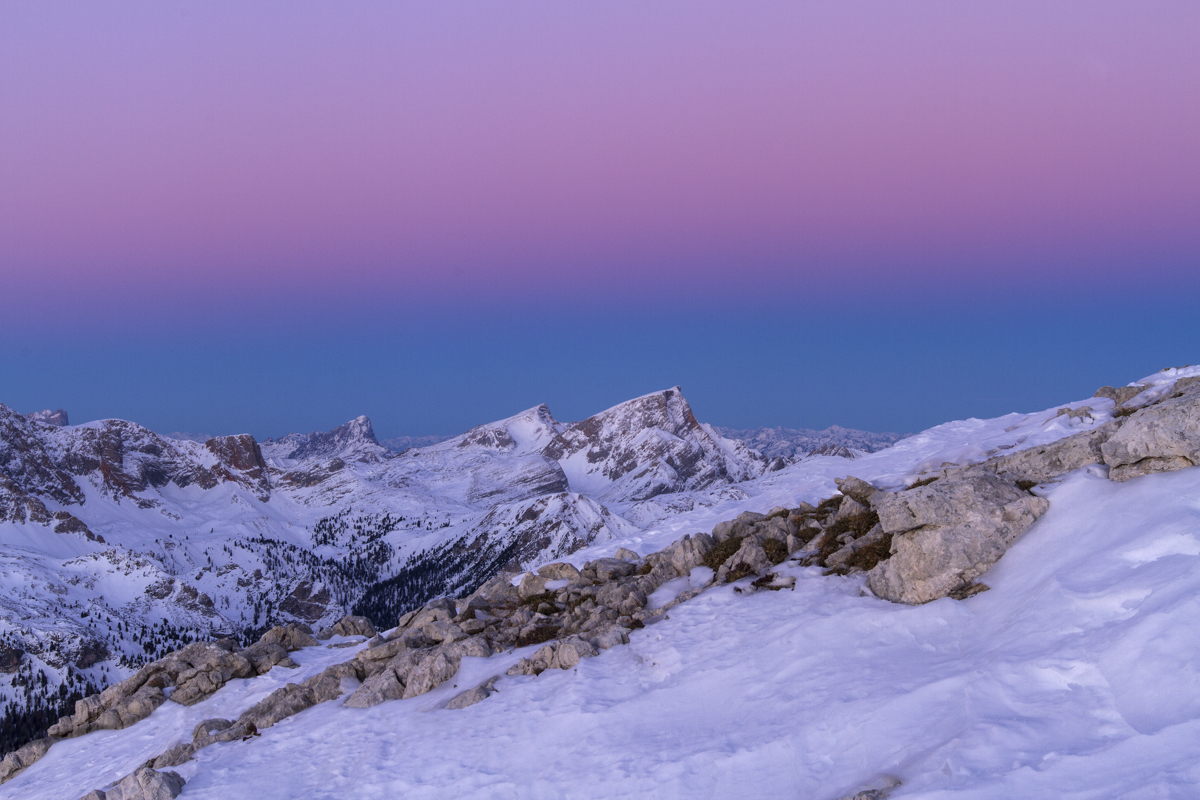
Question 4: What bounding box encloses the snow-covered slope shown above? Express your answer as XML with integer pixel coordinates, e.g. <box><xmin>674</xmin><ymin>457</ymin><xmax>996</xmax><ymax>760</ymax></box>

<box><xmin>8</xmin><ymin>366</ymin><xmax>1200</xmax><ymax>798</ymax></box>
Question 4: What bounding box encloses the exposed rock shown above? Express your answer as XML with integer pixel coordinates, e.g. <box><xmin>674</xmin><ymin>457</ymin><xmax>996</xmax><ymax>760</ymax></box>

<box><xmin>584</xmin><ymin>557</ymin><xmax>638</xmax><ymax>582</ymax></box>
<box><xmin>192</xmin><ymin>718</ymin><xmax>236</xmax><ymax>747</ymax></box>
<box><xmin>518</xmin><ymin>573</ymin><xmax>549</xmax><ymax>598</ymax></box>
<box><xmin>150</xmin><ymin>742</ymin><xmax>195</xmax><ymax>769</ymax></box>
<box><xmin>835</xmin><ymin>476</ymin><xmax>879</xmax><ymax>504</ymax></box>
<box><xmin>867</xmin><ymin>473</ymin><xmax>1049</xmax><ymax>604</ymax></box>
<box><xmin>613</xmin><ymin>547</ymin><xmax>641</xmax><ymax>561</ymax></box>
<box><xmin>536</xmin><ymin>562</ymin><xmax>581</xmax><ymax>581</ymax></box>
<box><xmin>102</xmin><ymin>767</ymin><xmax>184</xmax><ymax>800</ymax></box>
<box><xmin>1094</xmin><ymin>384</ymin><xmax>1148</xmax><ymax>406</ymax></box>
<box><xmin>715</xmin><ymin>538</ymin><xmax>773</xmax><ymax>583</ymax></box>
<box><xmin>315</xmin><ymin>614</ymin><xmax>377</xmax><ymax>640</ymax></box>
<box><xmin>446</xmin><ymin>676</ymin><xmax>500</xmax><ymax>709</ymax></box>
<box><xmin>1101</xmin><ymin>381</ymin><xmax>1200</xmax><ymax>480</ymax></box>
<box><xmin>0</xmin><ymin>736</ymin><xmax>53</xmax><ymax>783</ymax></box>
<box><xmin>971</xmin><ymin>421</ymin><xmax>1119</xmax><ymax>485</ymax></box>
<box><xmin>278</xmin><ymin>582</ymin><xmax>331</xmax><ymax>623</ymax></box>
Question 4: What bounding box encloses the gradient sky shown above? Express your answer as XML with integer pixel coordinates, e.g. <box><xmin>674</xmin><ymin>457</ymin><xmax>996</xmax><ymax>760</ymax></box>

<box><xmin>1</xmin><ymin>2</ymin><xmax>1198</xmax><ymax>440</ymax></box>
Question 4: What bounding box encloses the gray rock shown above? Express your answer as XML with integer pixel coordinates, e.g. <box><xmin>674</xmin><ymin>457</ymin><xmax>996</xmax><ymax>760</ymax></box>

<box><xmin>659</xmin><ymin>533</ymin><xmax>714</xmax><ymax>577</ymax></box>
<box><xmin>1094</xmin><ymin>384</ymin><xmax>1148</xmax><ymax>406</ymax></box>
<box><xmin>150</xmin><ymin>742</ymin><xmax>194</xmax><ymax>769</ymax></box>
<box><xmin>0</xmin><ymin>736</ymin><xmax>54</xmax><ymax>783</ymax></box>
<box><xmin>446</xmin><ymin>676</ymin><xmax>500</xmax><ymax>710</ymax></box>
<box><xmin>79</xmin><ymin>791</ymin><xmax>107</xmax><ymax>800</ymax></box>
<box><xmin>191</xmin><ymin>718</ymin><xmax>235</xmax><ymax>748</ymax></box>
<box><xmin>102</xmin><ymin>767</ymin><xmax>184</xmax><ymax>800</ymax></box>
<box><xmin>614</xmin><ymin>547</ymin><xmax>641</xmax><ymax>561</ymax></box>
<box><xmin>315</xmin><ymin>615</ymin><xmax>377</xmax><ymax>640</ymax></box>
<box><xmin>240</xmin><ymin>641</ymin><xmax>295</xmax><ymax>675</ymax></box>
<box><xmin>973</xmin><ymin>421</ymin><xmax>1119</xmax><ymax>485</ymax></box>
<box><xmin>584</xmin><ymin>557</ymin><xmax>638</xmax><ymax>582</ymax></box>
<box><xmin>518</xmin><ymin>573</ymin><xmax>549</xmax><ymax>599</ymax></box>
<box><xmin>835</xmin><ymin>476</ymin><xmax>879</xmax><ymax>504</ymax></box>
<box><xmin>715</xmin><ymin>538</ymin><xmax>772</xmax><ymax>583</ymax></box>
<box><xmin>256</xmin><ymin>624</ymin><xmax>319</xmax><ymax>651</ymax></box>
<box><xmin>867</xmin><ymin>473</ymin><xmax>1049</xmax><ymax>604</ymax></box>
<box><xmin>1102</xmin><ymin>381</ymin><xmax>1200</xmax><ymax>480</ymax></box>
<box><xmin>825</xmin><ymin>524</ymin><xmax>887</xmax><ymax>571</ymax></box>
<box><xmin>589</xmin><ymin>625</ymin><xmax>630</xmax><ymax>650</ymax></box>
<box><xmin>536</xmin><ymin>562</ymin><xmax>581</xmax><ymax>581</ymax></box>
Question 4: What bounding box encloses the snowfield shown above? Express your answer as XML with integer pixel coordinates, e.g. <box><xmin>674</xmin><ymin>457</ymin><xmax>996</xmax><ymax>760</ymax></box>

<box><xmin>4</xmin><ymin>368</ymin><xmax>1200</xmax><ymax>798</ymax></box>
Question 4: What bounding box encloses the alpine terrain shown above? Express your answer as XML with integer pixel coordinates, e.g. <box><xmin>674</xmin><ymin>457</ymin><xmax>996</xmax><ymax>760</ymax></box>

<box><xmin>2</xmin><ymin>369</ymin><xmax>1200</xmax><ymax>799</ymax></box>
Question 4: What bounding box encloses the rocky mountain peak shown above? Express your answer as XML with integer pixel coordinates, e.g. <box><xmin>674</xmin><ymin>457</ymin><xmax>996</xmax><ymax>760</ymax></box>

<box><xmin>23</xmin><ymin>409</ymin><xmax>68</xmax><ymax>427</ymax></box>
<box><xmin>542</xmin><ymin>387</ymin><xmax>767</xmax><ymax>502</ymax></box>
<box><xmin>261</xmin><ymin>416</ymin><xmax>390</xmax><ymax>465</ymax></box>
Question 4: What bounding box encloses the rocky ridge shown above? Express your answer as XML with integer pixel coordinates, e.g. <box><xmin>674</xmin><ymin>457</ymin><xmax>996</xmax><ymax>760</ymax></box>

<box><xmin>4</xmin><ymin>366</ymin><xmax>1199</xmax><ymax>794</ymax></box>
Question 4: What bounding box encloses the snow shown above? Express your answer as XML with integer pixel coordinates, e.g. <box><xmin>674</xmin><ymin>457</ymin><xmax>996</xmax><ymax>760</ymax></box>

<box><xmin>9</xmin><ymin>397</ymin><xmax>1200</xmax><ymax>797</ymax></box>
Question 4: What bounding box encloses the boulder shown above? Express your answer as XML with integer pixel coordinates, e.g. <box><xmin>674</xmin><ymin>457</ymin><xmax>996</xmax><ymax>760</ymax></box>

<box><xmin>613</xmin><ymin>547</ymin><xmax>641</xmax><ymax>561</ymax></box>
<box><xmin>315</xmin><ymin>615</ymin><xmax>377</xmax><ymax>640</ymax></box>
<box><xmin>1094</xmin><ymin>384</ymin><xmax>1148</xmax><ymax>406</ymax></box>
<box><xmin>536</xmin><ymin>562</ymin><xmax>581</xmax><ymax>581</ymax></box>
<box><xmin>240</xmin><ymin>641</ymin><xmax>295</xmax><ymax>675</ymax></box>
<box><xmin>102</xmin><ymin>767</ymin><xmax>184</xmax><ymax>800</ymax></box>
<box><xmin>867</xmin><ymin>473</ymin><xmax>1049</xmax><ymax>604</ymax></box>
<box><xmin>1101</xmin><ymin>381</ymin><xmax>1200</xmax><ymax>480</ymax></box>
<box><xmin>659</xmin><ymin>533</ymin><xmax>715</xmax><ymax>577</ymax></box>
<box><xmin>256</xmin><ymin>625</ymin><xmax>319</xmax><ymax>651</ymax></box>
<box><xmin>583</xmin><ymin>558</ymin><xmax>638</xmax><ymax>582</ymax></box>
<box><xmin>446</xmin><ymin>676</ymin><xmax>500</xmax><ymax>710</ymax></box>
<box><xmin>518</xmin><ymin>573</ymin><xmax>550</xmax><ymax>598</ymax></box>
<box><xmin>716</xmin><ymin>538</ymin><xmax>773</xmax><ymax>583</ymax></box>
<box><xmin>835</xmin><ymin>476</ymin><xmax>879</xmax><ymax>504</ymax></box>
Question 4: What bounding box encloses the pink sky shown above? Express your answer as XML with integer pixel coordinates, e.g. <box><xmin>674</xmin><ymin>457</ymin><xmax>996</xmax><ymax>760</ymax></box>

<box><xmin>2</xmin><ymin>1</ymin><xmax>1198</xmax><ymax>318</ymax></box>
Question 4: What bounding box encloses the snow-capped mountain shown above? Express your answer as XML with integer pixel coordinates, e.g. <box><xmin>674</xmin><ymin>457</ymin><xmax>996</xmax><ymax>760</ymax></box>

<box><xmin>260</xmin><ymin>416</ymin><xmax>390</xmax><ymax>466</ymax></box>
<box><xmin>713</xmin><ymin>423</ymin><xmax>904</xmax><ymax>459</ymax></box>
<box><xmin>542</xmin><ymin>387</ymin><xmax>768</xmax><ymax>502</ymax></box>
<box><xmin>0</xmin><ymin>387</ymin><xmax>773</xmax><ymax>756</ymax></box>
<box><xmin>6</xmin><ymin>366</ymin><xmax>1199</xmax><ymax>799</ymax></box>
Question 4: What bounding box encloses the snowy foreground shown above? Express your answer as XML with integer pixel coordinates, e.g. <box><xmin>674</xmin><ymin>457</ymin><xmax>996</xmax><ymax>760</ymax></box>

<box><xmin>8</xmin><ymin>372</ymin><xmax>1200</xmax><ymax>799</ymax></box>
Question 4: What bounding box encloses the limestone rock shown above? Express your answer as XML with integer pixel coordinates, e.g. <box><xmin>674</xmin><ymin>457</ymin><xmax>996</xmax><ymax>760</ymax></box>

<box><xmin>716</xmin><ymin>538</ymin><xmax>772</xmax><ymax>583</ymax></box>
<box><xmin>315</xmin><ymin>615</ymin><xmax>377</xmax><ymax>640</ymax></box>
<box><xmin>613</xmin><ymin>547</ymin><xmax>641</xmax><ymax>561</ymax></box>
<box><xmin>536</xmin><ymin>562</ymin><xmax>581</xmax><ymax>581</ymax></box>
<box><xmin>973</xmin><ymin>421</ymin><xmax>1119</xmax><ymax>485</ymax></box>
<box><xmin>0</xmin><ymin>736</ymin><xmax>54</xmax><ymax>783</ymax></box>
<box><xmin>659</xmin><ymin>533</ymin><xmax>715</xmax><ymax>577</ymax></box>
<box><xmin>835</xmin><ymin>476</ymin><xmax>879</xmax><ymax>504</ymax></box>
<box><xmin>867</xmin><ymin>473</ymin><xmax>1049</xmax><ymax>604</ymax></box>
<box><xmin>518</xmin><ymin>573</ymin><xmax>550</xmax><ymax>598</ymax></box>
<box><xmin>1101</xmin><ymin>381</ymin><xmax>1200</xmax><ymax>480</ymax></box>
<box><xmin>446</xmin><ymin>676</ymin><xmax>500</xmax><ymax>710</ymax></box>
<box><xmin>102</xmin><ymin>767</ymin><xmax>184</xmax><ymax>800</ymax></box>
<box><xmin>150</xmin><ymin>742</ymin><xmax>195</xmax><ymax>769</ymax></box>
<box><xmin>1094</xmin><ymin>384</ymin><xmax>1148</xmax><ymax>406</ymax></box>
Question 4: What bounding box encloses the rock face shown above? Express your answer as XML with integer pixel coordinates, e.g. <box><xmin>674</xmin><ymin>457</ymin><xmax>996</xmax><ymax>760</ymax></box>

<box><xmin>865</xmin><ymin>475</ymin><xmax>1050</xmax><ymax>604</ymax></box>
<box><xmin>99</xmin><ymin>767</ymin><xmax>184</xmax><ymax>800</ymax></box>
<box><xmin>542</xmin><ymin>387</ymin><xmax>767</xmax><ymax>502</ymax></box>
<box><xmin>260</xmin><ymin>415</ymin><xmax>391</xmax><ymax>465</ymax></box>
<box><xmin>1101</xmin><ymin>380</ymin><xmax>1200</xmax><ymax>481</ymax></box>
<box><xmin>714</xmin><ymin>424</ymin><xmax>903</xmax><ymax>460</ymax></box>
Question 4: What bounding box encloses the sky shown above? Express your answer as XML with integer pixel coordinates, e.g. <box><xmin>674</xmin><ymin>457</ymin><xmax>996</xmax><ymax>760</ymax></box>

<box><xmin>1</xmin><ymin>1</ymin><xmax>1198</xmax><ymax>440</ymax></box>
